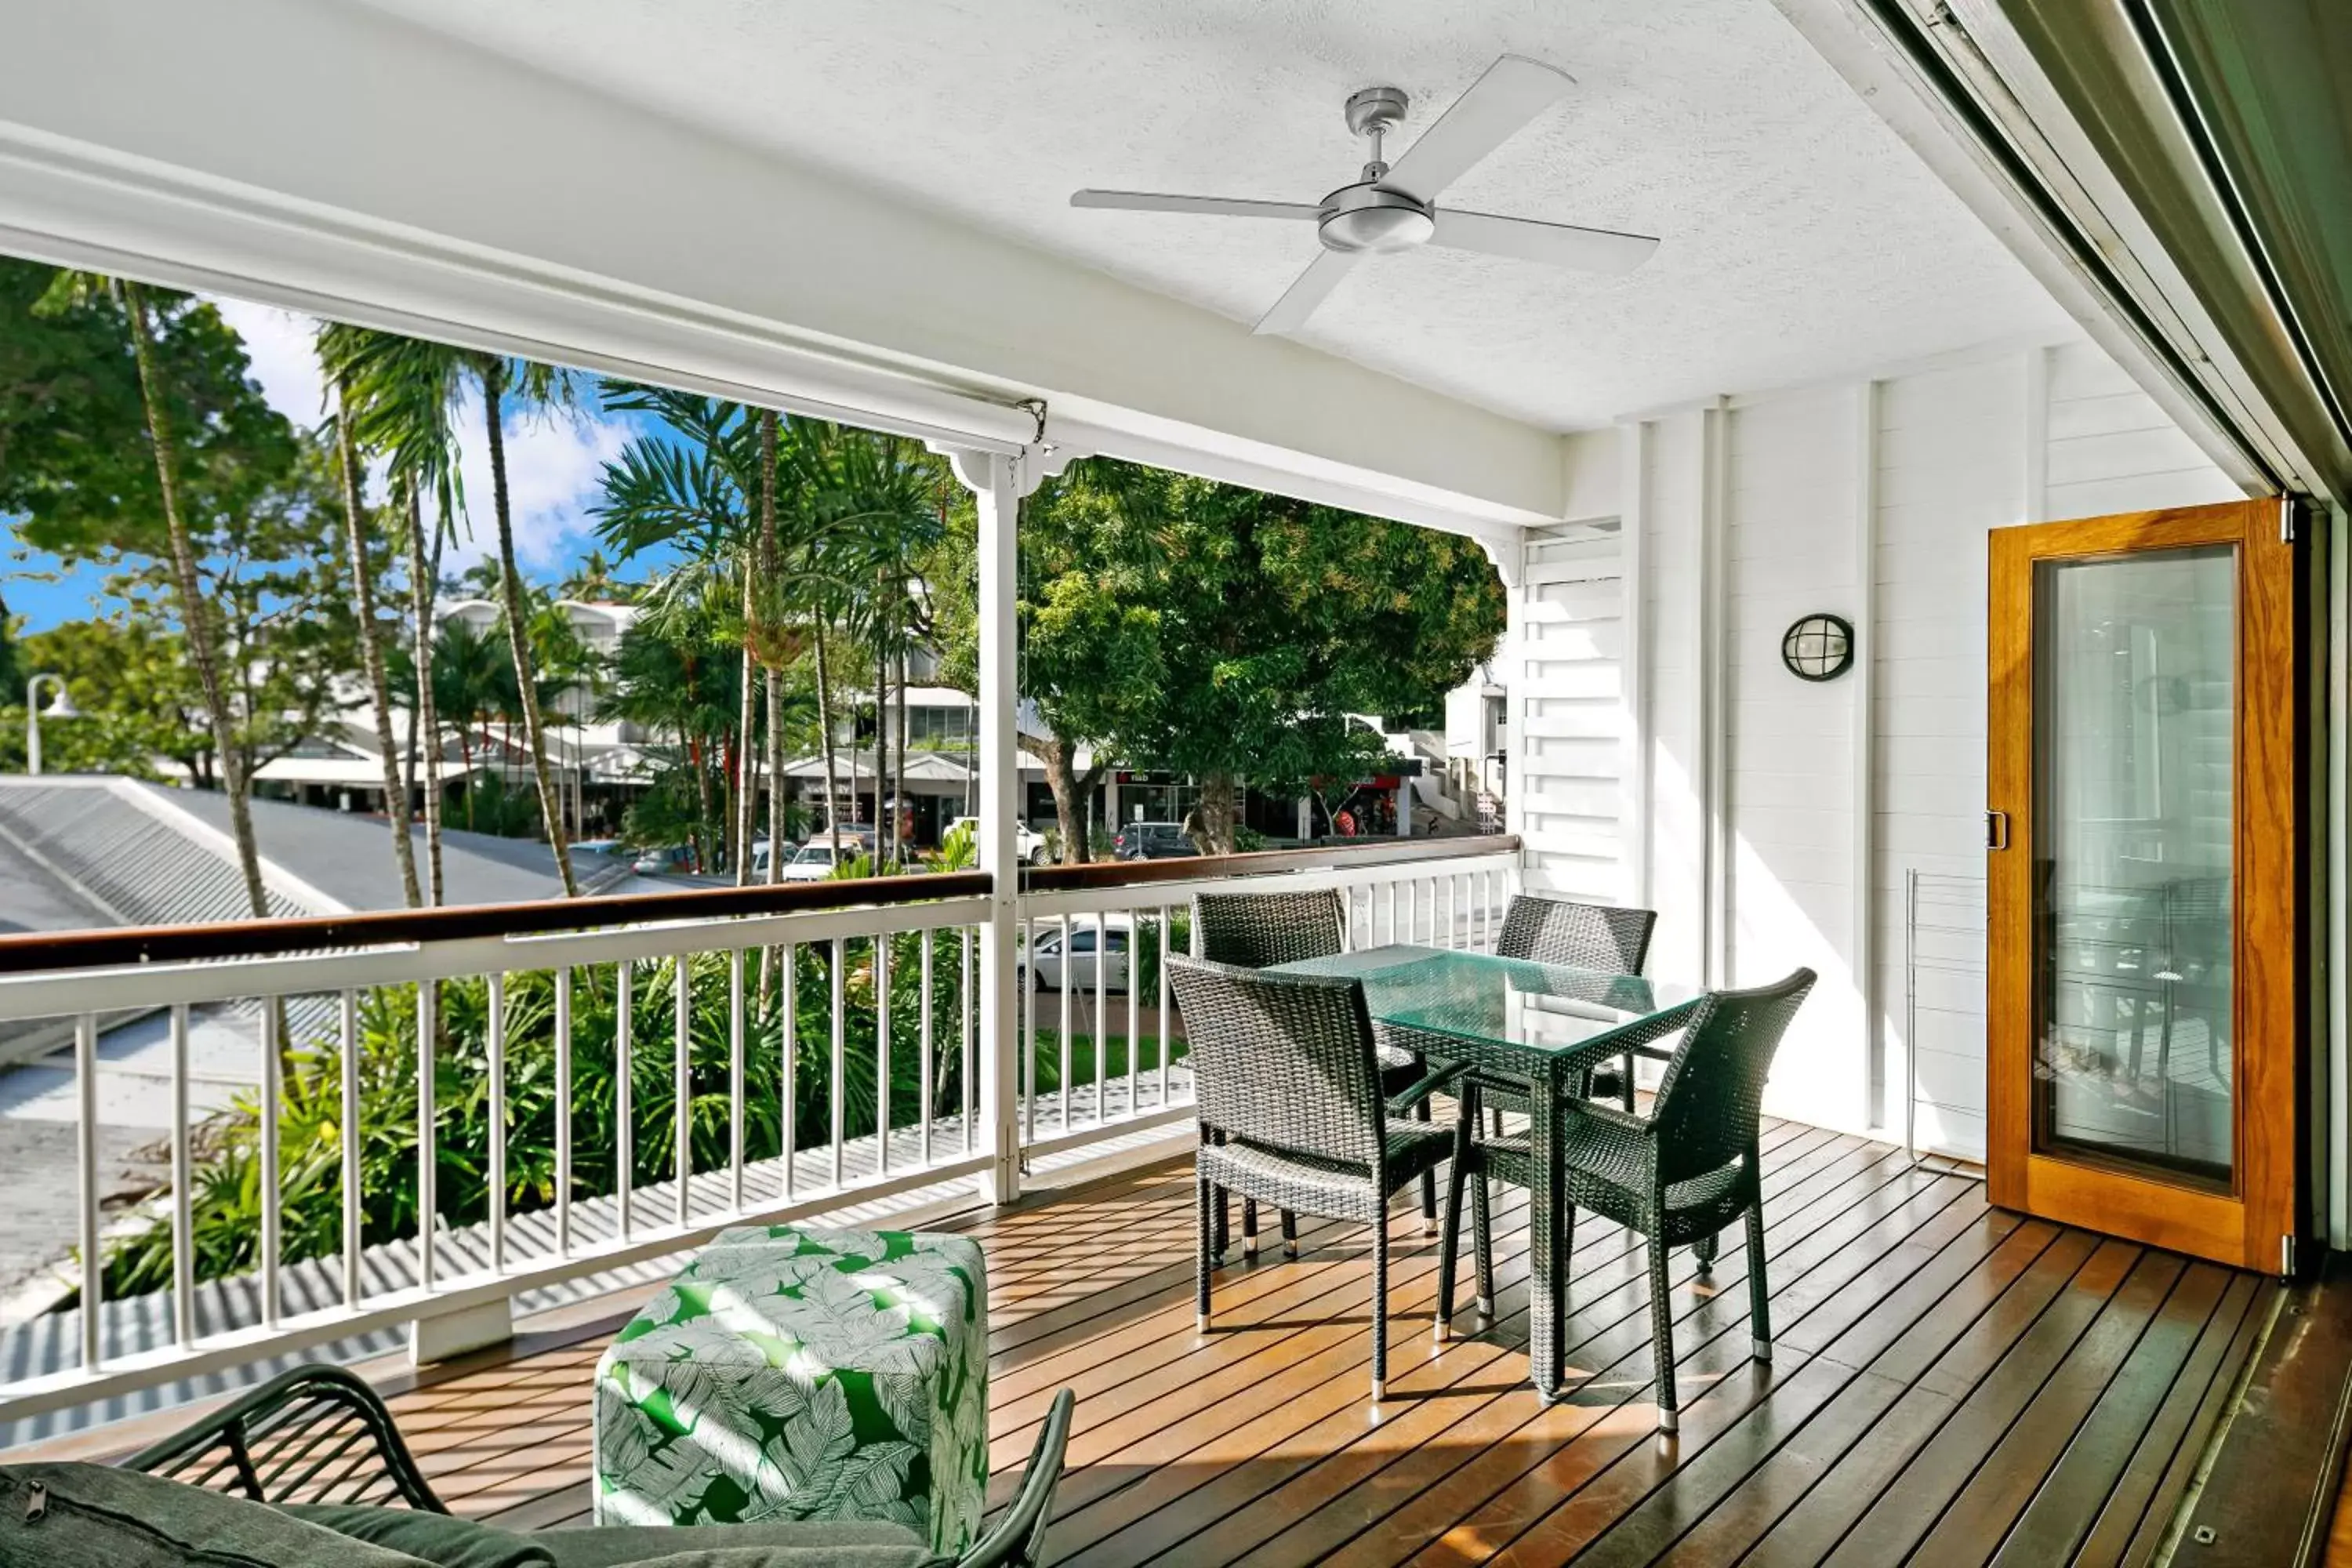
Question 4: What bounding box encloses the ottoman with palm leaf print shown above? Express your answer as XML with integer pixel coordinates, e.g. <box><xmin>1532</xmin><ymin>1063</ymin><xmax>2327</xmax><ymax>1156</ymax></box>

<box><xmin>592</xmin><ymin>1225</ymin><xmax>989</xmax><ymax>1555</ymax></box>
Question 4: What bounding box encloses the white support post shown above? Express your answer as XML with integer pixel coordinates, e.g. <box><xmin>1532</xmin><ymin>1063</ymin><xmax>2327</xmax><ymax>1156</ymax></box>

<box><xmin>949</xmin><ymin>444</ymin><xmax>1029</xmax><ymax>1206</ymax></box>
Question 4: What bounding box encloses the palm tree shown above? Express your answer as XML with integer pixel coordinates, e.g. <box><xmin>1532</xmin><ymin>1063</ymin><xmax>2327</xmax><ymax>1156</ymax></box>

<box><xmin>321</xmin><ymin>344</ymin><xmax>422</xmax><ymax>906</ymax></box>
<box><xmin>476</xmin><ymin>355</ymin><xmax>582</xmax><ymax>895</ymax></box>
<box><xmin>428</xmin><ymin>618</ymin><xmax>504</xmax><ymax>830</ymax></box>
<box><xmin>78</xmin><ymin>277</ymin><xmax>274</xmax><ymax>920</ymax></box>
<box><xmin>318</xmin><ymin>325</ymin><xmax>468</xmax><ymax>905</ymax></box>
<box><xmin>593</xmin><ymin>390</ymin><xmax>829</xmax><ymax>880</ymax></box>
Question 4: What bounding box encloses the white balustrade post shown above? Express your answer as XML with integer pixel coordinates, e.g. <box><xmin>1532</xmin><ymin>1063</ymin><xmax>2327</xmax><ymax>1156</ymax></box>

<box><xmin>952</xmin><ymin>444</ymin><xmax>1029</xmax><ymax>1205</ymax></box>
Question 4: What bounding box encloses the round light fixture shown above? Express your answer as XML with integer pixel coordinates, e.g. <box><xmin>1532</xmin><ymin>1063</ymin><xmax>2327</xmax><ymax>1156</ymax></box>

<box><xmin>1319</xmin><ymin>184</ymin><xmax>1436</xmax><ymax>253</ymax></box>
<box><xmin>1780</xmin><ymin>613</ymin><xmax>1855</xmax><ymax>682</ymax></box>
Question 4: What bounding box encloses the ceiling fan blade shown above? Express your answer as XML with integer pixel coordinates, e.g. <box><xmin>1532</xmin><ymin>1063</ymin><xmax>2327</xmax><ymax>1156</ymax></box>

<box><xmin>1072</xmin><ymin>190</ymin><xmax>1323</xmax><ymax>220</ymax></box>
<box><xmin>1381</xmin><ymin>56</ymin><xmax>1575</xmax><ymax>205</ymax></box>
<box><xmin>1429</xmin><ymin>209</ymin><xmax>1660</xmax><ymax>274</ymax></box>
<box><xmin>1252</xmin><ymin>249</ymin><xmax>1362</xmax><ymax>336</ymax></box>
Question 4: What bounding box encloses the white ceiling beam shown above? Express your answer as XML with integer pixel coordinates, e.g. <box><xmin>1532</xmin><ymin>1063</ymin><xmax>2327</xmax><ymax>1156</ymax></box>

<box><xmin>0</xmin><ymin>0</ymin><xmax>1566</xmax><ymax>530</ymax></box>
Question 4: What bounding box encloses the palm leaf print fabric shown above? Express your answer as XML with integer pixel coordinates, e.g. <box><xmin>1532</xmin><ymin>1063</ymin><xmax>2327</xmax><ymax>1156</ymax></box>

<box><xmin>593</xmin><ymin>1225</ymin><xmax>988</xmax><ymax>1554</ymax></box>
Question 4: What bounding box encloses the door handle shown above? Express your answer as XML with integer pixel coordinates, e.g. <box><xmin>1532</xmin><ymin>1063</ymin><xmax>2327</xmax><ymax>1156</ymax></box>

<box><xmin>1985</xmin><ymin>810</ymin><xmax>2010</xmax><ymax>851</ymax></box>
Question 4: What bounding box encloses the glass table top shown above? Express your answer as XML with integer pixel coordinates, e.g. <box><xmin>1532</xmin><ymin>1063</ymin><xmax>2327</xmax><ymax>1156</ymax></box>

<box><xmin>1269</xmin><ymin>945</ymin><xmax>1700</xmax><ymax>1054</ymax></box>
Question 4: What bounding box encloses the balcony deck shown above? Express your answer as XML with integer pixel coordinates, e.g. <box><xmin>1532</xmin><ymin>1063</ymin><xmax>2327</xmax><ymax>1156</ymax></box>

<box><xmin>35</xmin><ymin>1118</ymin><xmax>2271</xmax><ymax>1566</ymax></box>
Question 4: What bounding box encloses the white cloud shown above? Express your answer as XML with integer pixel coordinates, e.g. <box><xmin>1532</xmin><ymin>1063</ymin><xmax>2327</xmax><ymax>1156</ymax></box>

<box><xmin>208</xmin><ymin>296</ymin><xmax>329</xmax><ymax>430</ymax></box>
<box><xmin>444</xmin><ymin>390</ymin><xmax>630</xmax><ymax>577</ymax></box>
<box><xmin>200</xmin><ymin>292</ymin><xmax>628</xmax><ymax>583</ymax></box>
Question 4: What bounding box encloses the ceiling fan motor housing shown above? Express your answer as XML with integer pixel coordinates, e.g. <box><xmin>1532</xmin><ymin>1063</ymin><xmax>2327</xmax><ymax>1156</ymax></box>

<box><xmin>1318</xmin><ymin>183</ymin><xmax>1435</xmax><ymax>252</ymax></box>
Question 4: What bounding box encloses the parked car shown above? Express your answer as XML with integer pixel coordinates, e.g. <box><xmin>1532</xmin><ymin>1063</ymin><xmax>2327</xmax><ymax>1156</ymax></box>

<box><xmin>1116</xmin><ymin>821</ymin><xmax>1197</xmax><ymax>860</ymax></box>
<box><xmin>945</xmin><ymin>816</ymin><xmax>1049</xmax><ymax>864</ymax></box>
<box><xmin>630</xmin><ymin>843</ymin><xmax>699</xmax><ymax>876</ymax></box>
<box><xmin>1020</xmin><ymin>913</ymin><xmax>1135</xmax><ymax>992</ymax></box>
<box><xmin>776</xmin><ymin>829</ymin><xmax>873</xmax><ymax>882</ymax></box>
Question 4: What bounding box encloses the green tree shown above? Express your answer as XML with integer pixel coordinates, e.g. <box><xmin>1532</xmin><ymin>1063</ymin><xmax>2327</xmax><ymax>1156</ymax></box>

<box><xmin>931</xmin><ymin>470</ymin><xmax>1160</xmax><ymax>862</ymax></box>
<box><xmin>1102</xmin><ymin>464</ymin><xmax>1504</xmax><ymax>849</ymax></box>
<box><xmin>0</xmin><ymin>263</ymin><xmax>303</xmax><ymax>916</ymax></box>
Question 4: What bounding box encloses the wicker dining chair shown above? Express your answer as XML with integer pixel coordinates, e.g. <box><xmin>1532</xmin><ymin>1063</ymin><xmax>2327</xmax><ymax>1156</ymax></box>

<box><xmin>1192</xmin><ymin>887</ymin><xmax>1439</xmax><ymax>1251</ymax></box>
<box><xmin>1437</xmin><ymin>967</ymin><xmax>1816</xmax><ymax>1432</ymax></box>
<box><xmin>122</xmin><ymin>1363</ymin><xmax>448</xmax><ymax>1512</ymax></box>
<box><xmin>1490</xmin><ymin>895</ymin><xmax>1661</xmax><ymax>1115</ymax></box>
<box><xmin>1169</xmin><ymin>955</ymin><xmax>1468</xmax><ymax>1403</ymax></box>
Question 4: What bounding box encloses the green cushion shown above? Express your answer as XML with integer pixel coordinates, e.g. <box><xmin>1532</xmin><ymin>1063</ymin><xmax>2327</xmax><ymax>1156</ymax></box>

<box><xmin>0</xmin><ymin>1464</ymin><xmax>435</xmax><ymax>1568</ymax></box>
<box><xmin>281</xmin><ymin>1503</ymin><xmax>557</xmax><ymax>1567</ymax></box>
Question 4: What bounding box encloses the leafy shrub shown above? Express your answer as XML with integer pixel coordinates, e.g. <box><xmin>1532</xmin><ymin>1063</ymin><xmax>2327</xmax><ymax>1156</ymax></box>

<box><xmin>100</xmin><ymin>929</ymin><xmax>974</xmax><ymax>1298</ymax></box>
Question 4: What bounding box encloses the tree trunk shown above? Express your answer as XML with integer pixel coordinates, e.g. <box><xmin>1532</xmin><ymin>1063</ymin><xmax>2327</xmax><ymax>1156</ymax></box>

<box><xmin>482</xmin><ymin>364</ymin><xmax>579</xmax><ymax>895</ymax></box>
<box><xmin>1197</xmin><ymin>771</ymin><xmax>1240</xmax><ymax>856</ymax></box>
<box><xmin>759</xmin><ymin>413</ymin><xmax>784</xmax><ymax>871</ymax></box>
<box><xmin>124</xmin><ymin>283</ymin><xmax>270</xmax><ymax>924</ymax></box>
<box><xmin>1040</xmin><ymin>739</ymin><xmax>1089</xmax><ymax>865</ymax></box>
<box><xmin>895</xmin><ymin>643</ymin><xmax>909</xmax><ymax>860</ymax></box>
<box><xmin>872</xmin><ymin>622</ymin><xmax>888</xmax><ymax>870</ymax></box>
<box><xmin>405</xmin><ymin>485</ymin><xmax>445</xmax><ymax>904</ymax></box>
<box><xmin>815</xmin><ymin>615</ymin><xmax>840</xmax><ymax>833</ymax></box>
<box><xmin>734</xmin><ymin>628</ymin><xmax>757</xmax><ymax>884</ymax></box>
<box><xmin>333</xmin><ymin>379</ymin><xmax>422</xmax><ymax>907</ymax></box>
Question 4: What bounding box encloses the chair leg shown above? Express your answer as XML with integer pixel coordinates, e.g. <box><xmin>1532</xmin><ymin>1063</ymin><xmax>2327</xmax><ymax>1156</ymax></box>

<box><xmin>1196</xmin><ymin>1175</ymin><xmax>1213</xmax><ymax>1334</ymax></box>
<box><xmin>1694</xmin><ymin>1232</ymin><xmax>1718</xmax><ymax>1278</ymax></box>
<box><xmin>1437</xmin><ymin>1143</ymin><xmax>1470</xmax><ymax>1341</ymax></box>
<box><xmin>1281</xmin><ymin>1210</ymin><xmax>1299</xmax><ymax>1258</ymax></box>
<box><xmin>1620</xmin><ymin>1051</ymin><xmax>1637</xmax><ymax>1112</ymax></box>
<box><xmin>1648</xmin><ymin>1231</ymin><xmax>1679</xmax><ymax>1432</ymax></box>
<box><xmin>1212</xmin><ymin>1184</ymin><xmax>1229</xmax><ymax>1263</ymax></box>
<box><xmin>1371</xmin><ymin>1214</ymin><xmax>1390</xmax><ymax>1403</ymax></box>
<box><xmin>1414</xmin><ymin>1090</ymin><xmax>1438</xmax><ymax>1232</ymax></box>
<box><xmin>1746</xmin><ymin>1204</ymin><xmax>1772</xmax><ymax>1363</ymax></box>
<box><xmin>1472</xmin><ymin>1174</ymin><xmax>1496</xmax><ymax>1317</ymax></box>
<box><xmin>1243</xmin><ymin>1198</ymin><xmax>1259</xmax><ymax>1258</ymax></box>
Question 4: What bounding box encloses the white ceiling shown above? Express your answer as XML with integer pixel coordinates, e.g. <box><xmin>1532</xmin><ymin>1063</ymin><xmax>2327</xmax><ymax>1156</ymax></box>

<box><xmin>345</xmin><ymin>0</ymin><xmax>2073</xmax><ymax>433</ymax></box>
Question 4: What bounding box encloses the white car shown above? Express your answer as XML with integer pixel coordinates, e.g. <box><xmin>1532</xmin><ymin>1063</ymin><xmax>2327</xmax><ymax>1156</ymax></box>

<box><xmin>1020</xmin><ymin>913</ymin><xmax>1135</xmax><ymax>992</ymax></box>
<box><xmin>945</xmin><ymin>816</ymin><xmax>1050</xmax><ymax>865</ymax></box>
<box><xmin>764</xmin><ymin>830</ymin><xmax>873</xmax><ymax>882</ymax></box>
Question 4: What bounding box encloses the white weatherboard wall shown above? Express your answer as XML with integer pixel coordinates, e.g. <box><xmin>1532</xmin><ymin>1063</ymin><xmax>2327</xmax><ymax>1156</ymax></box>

<box><xmin>1588</xmin><ymin>339</ymin><xmax>2238</xmax><ymax>1152</ymax></box>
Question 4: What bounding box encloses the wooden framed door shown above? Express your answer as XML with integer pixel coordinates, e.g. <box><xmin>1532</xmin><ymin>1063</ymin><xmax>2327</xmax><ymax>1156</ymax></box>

<box><xmin>1987</xmin><ymin>498</ymin><xmax>2303</xmax><ymax>1272</ymax></box>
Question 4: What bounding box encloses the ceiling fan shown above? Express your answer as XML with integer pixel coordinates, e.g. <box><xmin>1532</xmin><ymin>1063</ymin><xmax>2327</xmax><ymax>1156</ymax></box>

<box><xmin>1071</xmin><ymin>55</ymin><xmax>1660</xmax><ymax>336</ymax></box>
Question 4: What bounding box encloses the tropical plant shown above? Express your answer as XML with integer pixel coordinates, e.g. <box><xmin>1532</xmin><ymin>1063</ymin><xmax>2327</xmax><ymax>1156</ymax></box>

<box><xmin>96</xmin><ymin>923</ymin><xmax>981</xmax><ymax>1298</ymax></box>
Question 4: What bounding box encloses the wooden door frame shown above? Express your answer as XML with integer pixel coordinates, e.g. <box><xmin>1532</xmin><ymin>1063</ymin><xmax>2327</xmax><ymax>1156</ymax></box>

<box><xmin>1987</xmin><ymin>498</ymin><xmax>2303</xmax><ymax>1272</ymax></box>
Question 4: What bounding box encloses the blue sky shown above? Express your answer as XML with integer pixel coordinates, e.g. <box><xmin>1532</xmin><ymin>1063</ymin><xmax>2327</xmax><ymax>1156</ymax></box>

<box><xmin>3</xmin><ymin>293</ymin><xmax>667</xmax><ymax>632</ymax></box>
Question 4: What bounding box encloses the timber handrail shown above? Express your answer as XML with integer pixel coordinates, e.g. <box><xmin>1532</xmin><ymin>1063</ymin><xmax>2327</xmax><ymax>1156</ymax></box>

<box><xmin>0</xmin><ymin>871</ymin><xmax>995</xmax><ymax>975</ymax></box>
<box><xmin>1022</xmin><ymin>833</ymin><xmax>1520</xmax><ymax>894</ymax></box>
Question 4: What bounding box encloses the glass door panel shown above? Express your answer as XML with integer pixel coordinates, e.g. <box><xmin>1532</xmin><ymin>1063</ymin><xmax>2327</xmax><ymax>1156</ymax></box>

<box><xmin>2032</xmin><ymin>546</ymin><xmax>2234</xmax><ymax>1188</ymax></box>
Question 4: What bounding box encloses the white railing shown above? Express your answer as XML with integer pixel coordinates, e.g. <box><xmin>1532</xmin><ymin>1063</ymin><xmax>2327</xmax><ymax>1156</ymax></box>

<box><xmin>0</xmin><ymin>836</ymin><xmax>1517</xmax><ymax>1434</ymax></box>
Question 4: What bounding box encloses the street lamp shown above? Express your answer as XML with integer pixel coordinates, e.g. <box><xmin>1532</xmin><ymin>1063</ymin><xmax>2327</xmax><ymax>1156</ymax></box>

<box><xmin>24</xmin><ymin>673</ymin><xmax>78</xmax><ymax>776</ymax></box>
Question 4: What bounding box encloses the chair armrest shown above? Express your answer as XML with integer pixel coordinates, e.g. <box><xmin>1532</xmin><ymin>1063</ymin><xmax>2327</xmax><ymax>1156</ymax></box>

<box><xmin>1562</xmin><ymin>1097</ymin><xmax>1654</xmax><ymax>1138</ymax></box>
<box><xmin>1543</xmin><ymin>998</ymin><xmax>1702</xmax><ymax>1082</ymax></box>
<box><xmin>1385</xmin><ymin>1059</ymin><xmax>1472</xmax><ymax>1116</ymax></box>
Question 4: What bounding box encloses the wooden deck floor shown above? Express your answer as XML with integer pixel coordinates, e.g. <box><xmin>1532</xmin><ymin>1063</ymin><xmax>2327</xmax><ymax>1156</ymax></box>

<box><xmin>234</xmin><ymin>1121</ymin><xmax>2278</xmax><ymax>1563</ymax></box>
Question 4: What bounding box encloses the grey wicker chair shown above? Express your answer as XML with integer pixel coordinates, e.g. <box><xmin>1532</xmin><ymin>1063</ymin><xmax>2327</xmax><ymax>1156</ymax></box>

<box><xmin>1437</xmin><ymin>967</ymin><xmax>1815</xmax><ymax>1432</ymax></box>
<box><xmin>1494</xmin><ymin>894</ymin><xmax>1661</xmax><ymax>1112</ymax></box>
<box><xmin>1192</xmin><ymin>887</ymin><xmax>1438</xmax><ymax>1250</ymax></box>
<box><xmin>1168</xmin><ymin>954</ymin><xmax>1468</xmax><ymax>1403</ymax></box>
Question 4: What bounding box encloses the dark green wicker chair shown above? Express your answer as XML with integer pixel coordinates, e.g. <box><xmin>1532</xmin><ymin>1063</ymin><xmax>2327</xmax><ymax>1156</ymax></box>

<box><xmin>1493</xmin><ymin>894</ymin><xmax>1660</xmax><ymax>1112</ymax></box>
<box><xmin>1169</xmin><ymin>954</ymin><xmax>1467</xmax><ymax>1403</ymax></box>
<box><xmin>1437</xmin><ymin>967</ymin><xmax>1815</xmax><ymax>1432</ymax></box>
<box><xmin>1192</xmin><ymin>887</ymin><xmax>1439</xmax><ymax>1252</ymax></box>
<box><xmin>122</xmin><ymin>1363</ymin><xmax>447</xmax><ymax>1512</ymax></box>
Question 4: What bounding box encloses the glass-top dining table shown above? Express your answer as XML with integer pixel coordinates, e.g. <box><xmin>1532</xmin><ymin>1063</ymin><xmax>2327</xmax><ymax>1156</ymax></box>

<box><xmin>1268</xmin><ymin>944</ymin><xmax>1703</xmax><ymax>1400</ymax></box>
